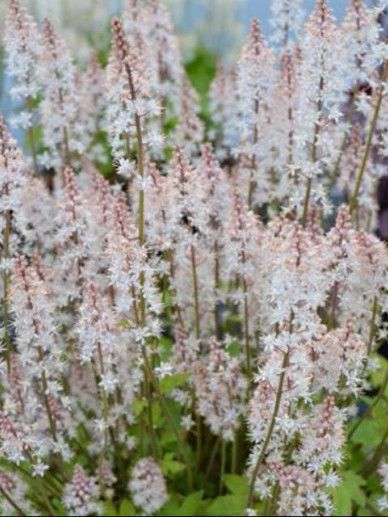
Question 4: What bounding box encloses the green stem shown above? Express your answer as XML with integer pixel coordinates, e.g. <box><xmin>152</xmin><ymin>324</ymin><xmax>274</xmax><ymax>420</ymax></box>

<box><xmin>242</xmin><ymin>277</ymin><xmax>251</xmax><ymax>372</ymax></box>
<box><xmin>195</xmin><ymin>411</ymin><xmax>202</xmax><ymax>471</ymax></box>
<box><xmin>142</xmin><ymin>348</ymin><xmax>194</xmax><ymax>489</ymax></box>
<box><xmin>248</xmin><ymin>99</ymin><xmax>259</xmax><ymax>209</ymax></box>
<box><xmin>204</xmin><ymin>437</ymin><xmax>220</xmax><ymax>482</ymax></box>
<box><xmin>359</xmin><ymin>424</ymin><xmax>388</xmax><ymax>477</ymax></box>
<box><xmin>2</xmin><ymin>210</ymin><xmax>11</xmax><ymax>376</ymax></box>
<box><xmin>231</xmin><ymin>433</ymin><xmax>238</xmax><ymax>474</ymax></box>
<box><xmin>349</xmin><ymin>61</ymin><xmax>387</xmax><ymax>219</ymax></box>
<box><xmin>27</xmin><ymin>98</ymin><xmax>38</xmax><ymax>176</ymax></box>
<box><xmin>38</xmin><ymin>346</ymin><xmax>57</xmax><ymax>442</ymax></box>
<box><xmin>301</xmin><ymin>176</ymin><xmax>312</xmax><ymax>229</ymax></box>
<box><xmin>191</xmin><ymin>245</ymin><xmax>200</xmax><ymax>340</ymax></box>
<box><xmin>0</xmin><ymin>485</ymin><xmax>26</xmax><ymax>516</ymax></box>
<box><xmin>124</xmin><ymin>59</ymin><xmax>161</xmax><ymax>460</ymax></box>
<box><xmin>219</xmin><ymin>440</ymin><xmax>227</xmax><ymax>495</ymax></box>
<box><xmin>302</xmin><ymin>73</ymin><xmax>324</xmax><ymax>227</ymax></box>
<box><xmin>329</xmin><ymin>99</ymin><xmax>355</xmax><ymax>190</ymax></box>
<box><xmin>367</xmin><ymin>297</ymin><xmax>378</xmax><ymax>357</ymax></box>
<box><xmin>247</xmin><ymin>350</ymin><xmax>290</xmax><ymax>507</ymax></box>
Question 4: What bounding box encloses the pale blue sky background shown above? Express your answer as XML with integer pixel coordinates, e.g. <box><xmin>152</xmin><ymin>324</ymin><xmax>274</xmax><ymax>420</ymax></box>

<box><xmin>0</xmin><ymin>0</ymin><xmax>381</xmax><ymax>126</ymax></box>
<box><xmin>173</xmin><ymin>0</ymin><xmax>375</xmax><ymax>35</ymax></box>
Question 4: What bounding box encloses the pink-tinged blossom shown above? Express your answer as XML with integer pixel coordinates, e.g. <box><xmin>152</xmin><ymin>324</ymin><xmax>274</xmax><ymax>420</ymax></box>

<box><xmin>146</xmin><ymin>0</ymin><xmax>184</xmax><ymax>118</ymax></box>
<box><xmin>270</xmin><ymin>0</ymin><xmax>304</xmax><ymax>48</ymax></box>
<box><xmin>63</xmin><ymin>464</ymin><xmax>101</xmax><ymax>516</ymax></box>
<box><xmin>0</xmin><ymin>470</ymin><xmax>31</xmax><ymax>516</ymax></box>
<box><xmin>265</xmin><ymin>463</ymin><xmax>332</xmax><ymax>516</ymax></box>
<box><xmin>295</xmin><ymin>397</ymin><xmax>346</xmax><ymax>474</ymax></box>
<box><xmin>0</xmin><ymin>115</ymin><xmax>28</xmax><ymax>215</ymax></box>
<box><xmin>3</xmin><ymin>0</ymin><xmax>42</xmax><ymax>129</ymax></box>
<box><xmin>39</xmin><ymin>19</ymin><xmax>83</xmax><ymax>168</ymax></box>
<box><xmin>312</xmin><ymin>322</ymin><xmax>367</xmax><ymax>394</ymax></box>
<box><xmin>77</xmin><ymin>54</ymin><xmax>107</xmax><ymax>164</ymax></box>
<box><xmin>340</xmin><ymin>0</ymin><xmax>384</xmax><ymax>86</ymax></box>
<box><xmin>173</xmin><ymin>77</ymin><xmax>204</xmax><ymax>156</ymax></box>
<box><xmin>236</xmin><ymin>19</ymin><xmax>275</xmax><ymax>205</ymax></box>
<box><xmin>129</xmin><ymin>458</ymin><xmax>168</xmax><ymax>515</ymax></box>
<box><xmin>292</xmin><ymin>0</ymin><xmax>340</xmax><ymax>213</ymax></box>
<box><xmin>209</xmin><ymin>64</ymin><xmax>239</xmax><ymax>155</ymax></box>
<box><xmin>193</xmin><ymin>337</ymin><xmax>247</xmax><ymax>440</ymax></box>
<box><xmin>106</xmin><ymin>17</ymin><xmax>162</xmax><ymax>161</ymax></box>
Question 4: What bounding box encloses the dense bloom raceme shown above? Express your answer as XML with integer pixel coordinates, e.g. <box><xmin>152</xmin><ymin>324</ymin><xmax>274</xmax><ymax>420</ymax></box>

<box><xmin>106</xmin><ymin>17</ymin><xmax>163</xmax><ymax>163</ymax></box>
<box><xmin>0</xmin><ymin>115</ymin><xmax>29</xmax><ymax>217</ymax></box>
<box><xmin>265</xmin><ymin>49</ymin><xmax>301</xmax><ymax>200</ymax></box>
<box><xmin>74</xmin><ymin>281</ymin><xmax>141</xmax><ymax>445</ymax></box>
<box><xmin>3</xmin><ymin>0</ymin><xmax>42</xmax><ymax>132</ymax></box>
<box><xmin>173</xmin><ymin>76</ymin><xmax>204</xmax><ymax>157</ymax></box>
<box><xmin>77</xmin><ymin>54</ymin><xmax>108</xmax><ymax>165</ymax></box>
<box><xmin>9</xmin><ymin>255</ymin><xmax>68</xmax><ymax>449</ymax></box>
<box><xmin>270</xmin><ymin>0</ymin><xmax>305</xmax><ymax>48</ymax></box>
<box><xmin>144</xmin><ymin>0</ymin><xmax>185</xmax><ymax>120</ymax></box>
<box><xmin>39</xmin><ymin>19</ymin><xmax>84</xmax><ymax>169</ymax></box>
<box><xmin>193</xmin><ymin>336</ymin><xmax>247</xmax><ymax>441</ymax></box>
<box><xmin>340</xmin><ymin>0</ymin><xmax>384</xmax><ymax>87</ymax></box>
<box><xmin>235</xmin><ymin>19</ymin><xmax>276</xmax><ymax>206</ymax></box>
<box><xmin>0</xmin><ymin>470</ymin><xmax>32</xmax><ymax>516</ymax></box>
<box><xmin>291</xmin><ymin>0</ymin><xmax>341</xmax><ymax>214</ymax></box>
<box><xmin>208</xmin><ymin>64</ymin><xmax>239</xmax><ymax>157</ymax></box>
<box><xmin>62</xmin><ymin>464</ymin><xmax>101</xmax><ymax>516</ymax></box>
<box><xmin>129</xmin><ymin>458</ymin><xmax>168</xmax><ymax>515</ymax></box>
<box><xmin>0</xmin><ymin>115</ymin><xmax>29</xmax><ymax>380</ymax></box>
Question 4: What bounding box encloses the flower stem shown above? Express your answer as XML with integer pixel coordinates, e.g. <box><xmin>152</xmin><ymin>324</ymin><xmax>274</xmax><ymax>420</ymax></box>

<box><xmin>0</xmin><ymin>485</ymin><xmax>26</xmax><ymax>516</ymax></box>
<box><xmin>301</xmin><ymin>177</ymin><xmax>312</xmax><ymax>228</ymax></box>
<box><xmin>2</xmin><ymin>210</ymin><xmax>11</xmax><ymax>376</ymax></box>
<box><xmin>142</xmin><ymin>348</ymin><xmax>194</xmax><ymax>489</ymax></box>
<box><xmin>37</xmin><ymin>345</ymin><xmax>57</xmax><ymax>442</ymax></box>
<box><xmin>243</xmin><ymin>278</ymin><xmax>251</xmax><ymax>372</ymax></box>
<box><xmin>219</xmin><ymin>440</ymin><xmax>227</xmax><ymax>495</ymax></box>
<box><xmin>359</xmin><ymin>424</ymin><xmax>388</xmax><ymax>477</ymax></box>
<box><xmin>247</xmin><ymin>349</ymin><xmax>290</xmax><ymax>507</ymax></box>
<box><xmin>190</xmin><ymin>245</ymin><xmax>200</xmax><ymax>340</ymax></box>
<box><xmin>302</xmin><ymin>73</ymin><xmax>324</xmax><ymax>227</ymax></box>
<box><xmin>349</xmin><ymin>61</ymin><xmax>388</xmax><ymax>220</ymax></box>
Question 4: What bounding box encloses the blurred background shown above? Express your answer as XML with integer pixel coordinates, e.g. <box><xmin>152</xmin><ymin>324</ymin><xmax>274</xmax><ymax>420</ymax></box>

<box><xmin>0</xmin><ymin>0</ymin><xmax>384</xmax><ymax>127</ymax></box>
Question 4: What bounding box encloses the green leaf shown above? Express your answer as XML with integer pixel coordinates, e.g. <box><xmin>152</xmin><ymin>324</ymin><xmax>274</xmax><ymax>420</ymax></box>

<box><xmin>162</xmin><ymin>453</ymin><xmax>186</xmax><ymax>477</ymax></box>
<box><xmin>160</xmin><ymin>430</ymin><xmax>177</xmax><ymax>447</ymax></box>
<box><xmin>151</xmin><ymin>400</ymin><xmax>163</xmax><ymax>427</ymax></box>
<box><xmin>227</xmin><ymin>343</ymin><xmax>241</xmax><ymax>357</ymax></box>
<box><xmin>103</xmin><ymin>501</ymin><xmax>118</xmax><ymax>516</ymax></box>
<box><xmin>370</xmin><ymin>355</ymin><xmax>388</xmax><ymax>391</ymax></box>
<box><xmin>223</xmin><ymin>474</ymin><xmax>249</xmax><ymax>499</ymax></box>
<box><xmin>352</xmin><ymin>419</ymin><xmax>384</xmax><ymax>448</ymax></box>
<box><xmin>179</xmin><ymin>491</ymin><xmax>204</xmax><ymax>516</ymax></box>
<box><xmin>332</xmin><ymin>471</ymin><xmax>366</xmax><ymax>516</ymax></box>
<box><xmin>159</xmin><ymin>373</ymin><xmax>188</xmax><ymax>394</ymax></box>
<box><xmin>116</xmin><ymin>319</ymin><xmax>135</xmax><ymax>329</ymax></box>
<box><xmin>133</xmin><ymin>398</ymin><xmax>147</xmax><ymax>417</ymax></box>
<box><xmin>352</xmin><ymin>402</ymin><xmax>386</xmax><ymax>448</ymax></box>
<box><xmin>206</xmin><ymin>495</ymin><xmax>247</xmax><ymax>516</ymax></box>
<box><xmin>119</xmin><ymin>499</ymin><xmax>136</xmax><ymax>516</ymax></box>
<box><xmin>158</xmin><ymin>494</ymin><xmax>181</xmax><ymax>516</ymax></box>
